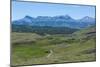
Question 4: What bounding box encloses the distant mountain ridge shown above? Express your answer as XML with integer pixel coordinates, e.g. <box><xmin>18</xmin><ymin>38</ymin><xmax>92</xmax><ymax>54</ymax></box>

<box><xmin>12</xmin><ymin>15</ymin><xmax>95</xmax><ymax>29</ymax></box>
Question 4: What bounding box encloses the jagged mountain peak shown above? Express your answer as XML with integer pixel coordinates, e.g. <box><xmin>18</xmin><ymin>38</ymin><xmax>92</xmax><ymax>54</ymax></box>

<box><xmin>12</xmin><ymin>15</ymin><xmax>96</xmax><ymax>28</ymax></box>
<box><xmin>78</xmin><ymin>16</ymin><xmax>95</xmax><ymax>23</ymax></box>
<box><xmin>53</xmin><ymin>15</ymin><xmax>72</xmax><ymax>19</ymax></box>
<box><xmin>24</xmin><ymin>15</ymin><xmax>33</xmax><ymax>19</ymax></box>
<box><xmin>82</xmin><ymin>16</ymin><xmax>94</xmax><ymax>20</ymax></box>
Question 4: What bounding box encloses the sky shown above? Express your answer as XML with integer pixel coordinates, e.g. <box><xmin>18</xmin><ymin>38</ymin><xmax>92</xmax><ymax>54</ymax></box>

<box><xmin>12</xmin><ymin>1</ymin><xmax>95</xmax><ymax>21</ymax></box>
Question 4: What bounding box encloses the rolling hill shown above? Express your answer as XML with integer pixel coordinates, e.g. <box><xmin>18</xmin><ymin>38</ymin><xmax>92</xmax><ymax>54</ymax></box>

<box><xmin>11</xmin><ymin>25</ymin><xmax>96</xmax><ymax>66</ymax></box>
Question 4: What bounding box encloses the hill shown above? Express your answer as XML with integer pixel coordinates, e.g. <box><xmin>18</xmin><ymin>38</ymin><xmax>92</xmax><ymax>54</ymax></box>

<box><xmin>12</xmin><ymin>25</ymin><xmax>78</xmax><ymax>35</ymax></box>
<box><xmin>11</xmin><ymin>26</ymin><xmax>96</xmax><ymax>66</ymax></box>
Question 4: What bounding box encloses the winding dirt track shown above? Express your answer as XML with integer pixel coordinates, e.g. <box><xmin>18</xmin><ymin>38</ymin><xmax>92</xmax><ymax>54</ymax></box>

<box><xmin>47</xmin><ymin>50</ymin><xmax>53</xmax><ymax>58</ymax></box>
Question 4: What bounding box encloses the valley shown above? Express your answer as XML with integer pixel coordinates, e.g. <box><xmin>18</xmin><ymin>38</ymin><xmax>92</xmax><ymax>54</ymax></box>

<box><xmin>11</xmin><ymin>26</ymin><xmax>96</xmax><ymax>66</ymax></box>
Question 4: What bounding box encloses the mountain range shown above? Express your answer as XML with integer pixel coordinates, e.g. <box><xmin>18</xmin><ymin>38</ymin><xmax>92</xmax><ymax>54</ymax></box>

<box><xmin>12</xmin><ymin>15</ymin><xmax>95</xmax><ymax>29</ymax></box>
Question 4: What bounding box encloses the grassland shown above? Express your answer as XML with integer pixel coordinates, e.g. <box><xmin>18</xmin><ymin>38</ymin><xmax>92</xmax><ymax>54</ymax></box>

<box><xmin>11</xmin><ymin>26</ymin><xmax>96</xmax><ymax>66</ymax></box>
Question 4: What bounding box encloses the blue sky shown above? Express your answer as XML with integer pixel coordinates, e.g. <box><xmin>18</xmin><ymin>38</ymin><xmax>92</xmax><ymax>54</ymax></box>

<box><xmin>12</xmin><ymin>1</ymin><xmax>95</xmax><ymax>21</ymax></box>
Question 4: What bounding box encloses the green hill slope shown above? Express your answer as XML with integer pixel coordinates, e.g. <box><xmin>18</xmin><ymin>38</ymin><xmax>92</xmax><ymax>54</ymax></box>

<box><xmin>11</xmin><ymin>26</ymin><xmax>96</xmax><ymax>66</ymax></box>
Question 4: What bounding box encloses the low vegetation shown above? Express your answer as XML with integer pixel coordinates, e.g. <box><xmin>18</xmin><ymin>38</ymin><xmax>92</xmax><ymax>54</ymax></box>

<box><xmin>11</xmin><ymin>26</ymin><xmax>96</xmax><ymax>66</ymax></box>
